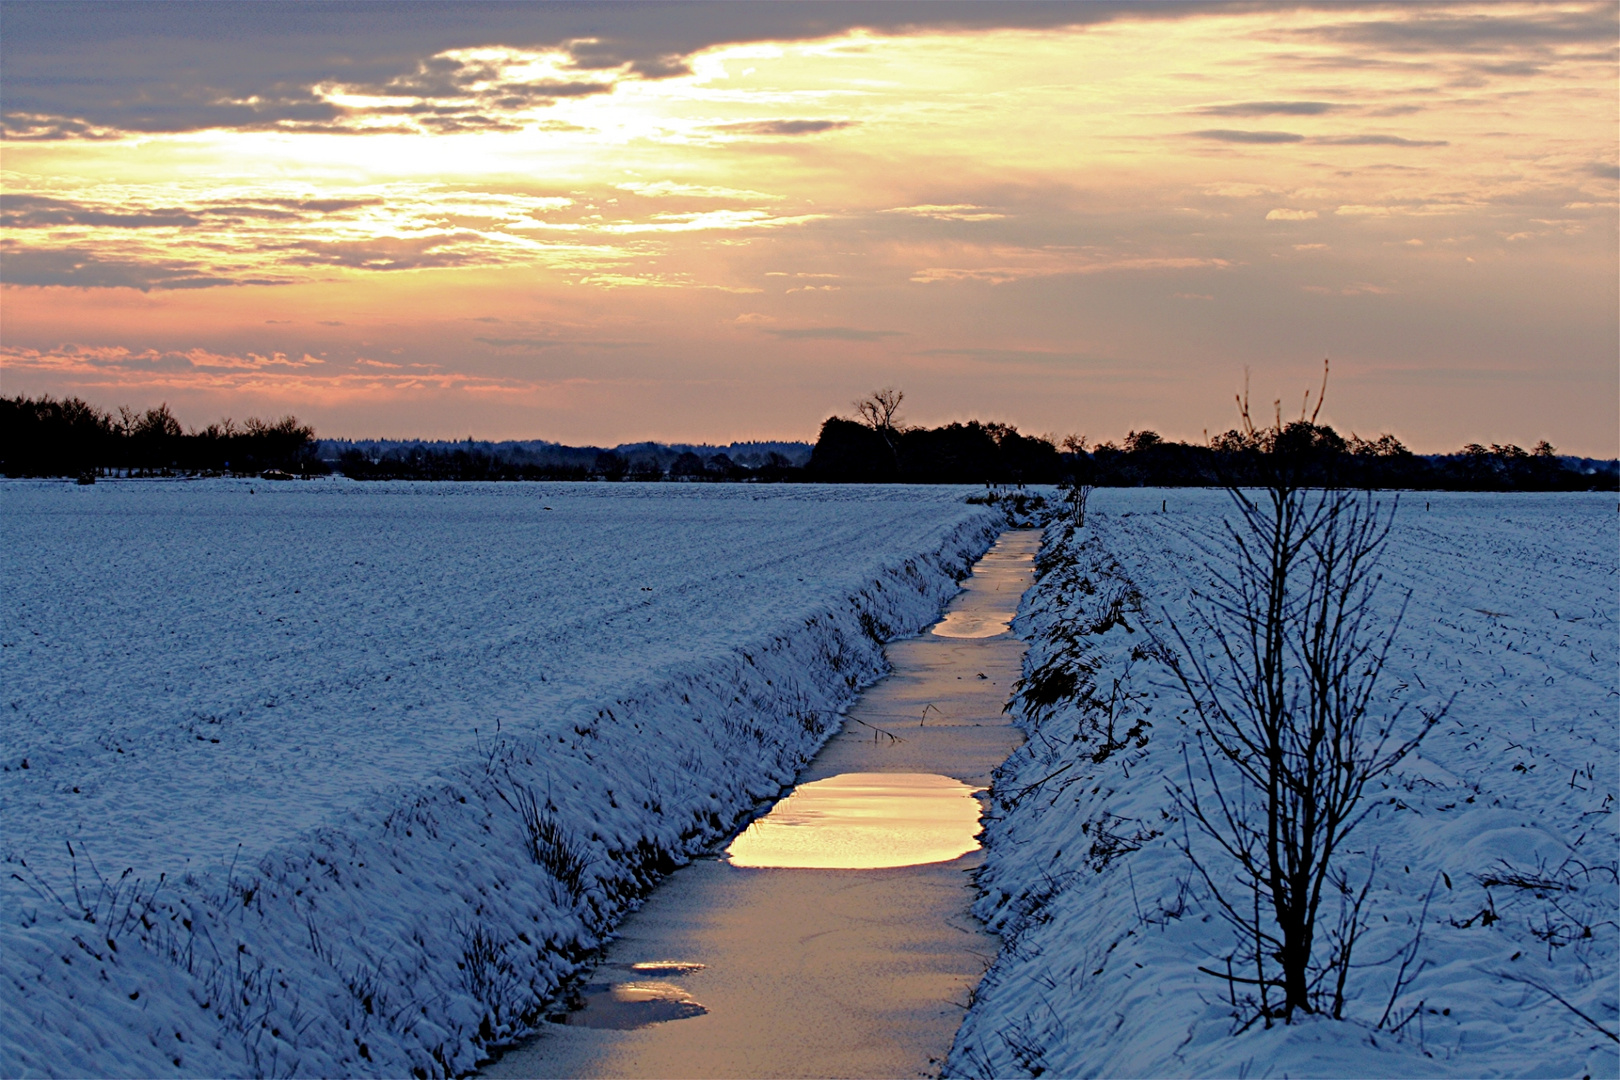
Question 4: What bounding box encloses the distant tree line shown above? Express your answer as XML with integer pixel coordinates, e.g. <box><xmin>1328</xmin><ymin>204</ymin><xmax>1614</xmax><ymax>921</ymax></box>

<box><xmin>1</xmin><ymin>395</ymin><xmax>322</xmax><ymax>479</ymax></box>
<box><xmin>323</xmin><ymin>434</ymin><xmax>806</xmax><ymax>481</ymax></box>
<box><xmin>330</xmin><ymin>445</ymin><xmax>802</xmax><ymax>483</ymax></box>
<box><xmin>806</xmin><ymin>389</ymin><xmax>1616</xmax><ymax>491</ymax></box>
<box><xmin>1071</xmin><ymin>424</ymin><xmax>1615</xmax><ymax>491</ymax></box>
<box><xmin>5</xmin><ymin>390</ymin><xmax>1612</xmax><ymax>491</ymax></box>
<box><xmin>808</xmin><ymin>415</ymin><xmax>1063</xmax><ymax>484</ymax></box>
<box><xmin>0</xmin><ymin>395</ymin><xmax>811</xmax><ymax>482</ymax></box>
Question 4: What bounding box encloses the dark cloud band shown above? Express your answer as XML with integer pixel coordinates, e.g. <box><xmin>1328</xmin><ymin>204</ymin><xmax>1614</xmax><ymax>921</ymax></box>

<box><xmin>715</xmin><ymin>119</ymin><xmax>855</xmax><ymax>137</ymax></box>
<box><xmin>0</xmin><ymin>248</ymin><xmax>289</xmax><ymax>290</ymax></box>
<box><xmin>0</xmin><ymin>1</ymin><xmax>1287</xmax><ymax>139</ymax></box>
<box><xmin>1189</xmin><ymin>130</ymin><xmax>1450</xmax><ymax>148</ymax></box>
<box><xmin>1197</xmin><ymin>101</ymin><xmax>1337</xmax><ymax>117</ymax></box>
<box><xmin>6</xmin><ymin>2</ymin><xmax>1611</xmax><ymax>140</ymax></box>
<box><xmin>1193</xmin><ymin>129</ymin><xmax>1308</xmax><ymax>144</ymax></box>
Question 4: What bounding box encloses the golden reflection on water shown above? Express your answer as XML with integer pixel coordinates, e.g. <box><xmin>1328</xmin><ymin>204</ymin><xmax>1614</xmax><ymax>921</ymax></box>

<box><xmin>725</xmin><ymin>772</ymin><xmax>982</xmax><ymax>869</ymax></box>
<box><xmin>930</xmin><ymin>609</ymin><xmax>1015</xmax><ymax>638</ymax></box>
<box><xmin>565</xmin><ymin>980</ymin><xmax>708</xmax><ymax>1029</ymax></box>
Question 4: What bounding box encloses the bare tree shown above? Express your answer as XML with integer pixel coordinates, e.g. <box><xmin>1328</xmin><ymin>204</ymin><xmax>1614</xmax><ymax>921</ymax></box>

<box><xmin>854</xmin><ymin>387</ymin><xmax>905</xmax><ymax>448</ymax></box>
<box><xmin>1158</xmin><ymin>365</ymin><xmax>1449</xmax><ymax>1025</ymax></box>
<box><xmin>1059</xmin><ymin>433</ymin><xmax>1094</xmax><ymax>526</ymax></box>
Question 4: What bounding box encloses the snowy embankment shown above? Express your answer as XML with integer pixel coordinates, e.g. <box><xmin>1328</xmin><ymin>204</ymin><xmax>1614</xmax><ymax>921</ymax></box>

<box><xmin>951</xmin><ymin>490</ymin><xmax>1617</xmax><ymax>1079</ymax></box>
<box><xmin>0</xmin><ymin>480</ymin><xmax>1000</xmax><ymax>1078</ymax></box>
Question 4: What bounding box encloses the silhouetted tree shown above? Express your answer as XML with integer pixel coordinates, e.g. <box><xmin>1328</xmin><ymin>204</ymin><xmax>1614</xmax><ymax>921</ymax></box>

<box><xmin>669</xmin><ymin>451</ymin><xmax>707</xmax><ymax>479</ymax></box>
<box><xmin>896</xmin><ymin>422</ymin><xmax>1001</xmax><ymax>483</ymax></box>
<box><xmin>1059</xmin><ymin>434</ymin><xmax>1094</xmax><ymax>525</ymax></box>
<box><xmin>854</xmin><ymin>387</ymin><xmax>905</xmax><ymax>443</ymax></box>
<box><xmin>593</xmin><ymin>451</ymin><xmax>627</xmax><ymax>481</ymax></box>
<box><xmin>1158</xmin><ymin>367</ymin><xmax>1451</xmax><ymax>1025</ymax></box>
<box><xmin>808</xmin><ymin>417</ymin><xmax>899</xmax><ymax>481</ymax></box>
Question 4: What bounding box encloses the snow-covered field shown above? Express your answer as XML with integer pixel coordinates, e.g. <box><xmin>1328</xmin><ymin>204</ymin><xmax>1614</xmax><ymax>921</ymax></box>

<box><xmin>0</xmin><ymin>478</ymin><xmax>1000</xmax><ymax>1078</ymax></box>
<box><xmin>951</xmin><ymin>490</ymin><xmax>1618</xmax><ymax>1079</ymax></box>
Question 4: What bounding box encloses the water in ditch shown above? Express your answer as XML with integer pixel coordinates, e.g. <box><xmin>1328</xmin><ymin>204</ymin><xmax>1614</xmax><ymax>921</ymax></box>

<box><xmin>482</xmin><ymin>528</ymin><xmax>1041</xmax><ymax>1079</ymax></box>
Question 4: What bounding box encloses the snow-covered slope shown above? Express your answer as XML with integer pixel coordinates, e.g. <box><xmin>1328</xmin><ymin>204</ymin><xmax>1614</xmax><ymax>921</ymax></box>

<box><xmin>951</xmin><ymin>490</ymin><xmax>1617</xmax><ymax>1079</ymax></box>
<box><xmin>1</xmin><ymin>479</ymin><xmax>1000</xmax><ymax>1078</ymax></box>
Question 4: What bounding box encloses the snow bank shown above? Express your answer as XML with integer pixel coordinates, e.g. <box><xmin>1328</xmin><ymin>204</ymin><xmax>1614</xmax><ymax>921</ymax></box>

<box><xmin>1</xmin><ymin>479</ymin><xmax>1000</xmax><ymax>1077</ymax></box>
<box><xmin>951</xmin><ymin>490</ymin><xmax>1617</xmax><ymax>1079</ymax></box>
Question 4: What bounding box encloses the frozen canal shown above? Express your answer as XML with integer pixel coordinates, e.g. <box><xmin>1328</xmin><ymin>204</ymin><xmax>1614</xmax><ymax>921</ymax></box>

<box><xmin>484</xmin><ymin>530</ymin><xmax>1041</xmax><ymax>1079</ymax></box>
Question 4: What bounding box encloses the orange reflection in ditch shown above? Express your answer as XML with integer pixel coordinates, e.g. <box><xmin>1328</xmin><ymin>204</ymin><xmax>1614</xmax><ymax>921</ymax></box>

<box><xmin>725</xmin><ymin>772</ymin><xmax>982</xmax><ymax>870</ymax></box>
<box><xmin>931</xmin><ymin>609</ymin><xmax>1015</xmax><ymax>638</ymax></box>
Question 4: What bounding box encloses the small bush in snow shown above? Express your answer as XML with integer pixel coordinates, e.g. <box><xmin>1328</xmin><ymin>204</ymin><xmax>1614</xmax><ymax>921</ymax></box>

<box><xmin>1157</xmin><ymin>370</ymin><xmax>1450</xmax><ymax>1025</ymax></box>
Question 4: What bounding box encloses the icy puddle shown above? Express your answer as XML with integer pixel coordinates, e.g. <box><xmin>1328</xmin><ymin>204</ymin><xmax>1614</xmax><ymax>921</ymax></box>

<box><xmin>930</xmin><ymin>559</ymin><xmax>1022</xmax><ymax>638</ymax></box>
<box><xmin>485</xmin><ymin>529</ymin><xmax>1040</xmax><ymax>1079</ymax></box>
<box><xmin>726</xmin><ymin>772</ymin><xmax>982</xmax><ymax>869</ymax></box>
<box><xmin>931</xmin><ymin>608</ymin><xmax>1014</xmax><ymax>637</ymax></box>
<box><xmin>563</xmin><ymin>963</ymin><xmax>709</xmax><ymax>1030</ymax></box>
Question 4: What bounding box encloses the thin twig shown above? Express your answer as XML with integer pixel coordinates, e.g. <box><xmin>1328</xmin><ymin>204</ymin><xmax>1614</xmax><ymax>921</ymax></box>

<box><xmin>1494</xmin><ymin>971</ymin><xmax>1619</xmax><ymax>1043</ymax></box>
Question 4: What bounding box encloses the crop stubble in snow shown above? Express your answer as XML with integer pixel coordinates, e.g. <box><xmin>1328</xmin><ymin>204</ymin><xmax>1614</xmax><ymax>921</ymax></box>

<box><xmin>950</xmin><ymin>490</ymin><xmax>1618</xmax><ymax>1079</ymax></box>
<box><xmin>0</xmin><ymin>479</ymin><xmax>1001</xmax><ymax>1078</ymax></box>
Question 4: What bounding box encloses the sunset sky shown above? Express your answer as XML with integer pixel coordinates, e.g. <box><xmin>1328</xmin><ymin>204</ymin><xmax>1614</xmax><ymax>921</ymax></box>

<box><xmin>2</xmin><ymin>2</ymin><xmax>1615</xmax><ymax>451</ymax></box>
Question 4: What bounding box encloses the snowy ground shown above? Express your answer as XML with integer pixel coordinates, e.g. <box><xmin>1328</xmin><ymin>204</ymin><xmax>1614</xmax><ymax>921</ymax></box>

<box><xmin>0</xmin><ymin>478</ymin><xmax>1001</xmax><ymax>1078</ymax></box>
<box><xmin>950</xmin><ymin>490</ymin><xmax>1618</xmax><ymax>1079</ymax></box>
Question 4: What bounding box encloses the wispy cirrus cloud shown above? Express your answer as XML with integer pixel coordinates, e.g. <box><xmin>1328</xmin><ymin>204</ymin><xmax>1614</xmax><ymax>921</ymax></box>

<box><xmin>0</xmin><ymin>342</ymin><xmax>539</xmax><ymax>400</ymax></box>
<box><xmin>1196</xmin><ymin>101</ymin><xmax>1337</xmax><ymax>117</ymax></box>
<box><xmin>0</xmin><ymin>182</ymin><xmax>818</xmax><ymax>289</ymax></box>
<box><xmin>474</xmin><ymin>336</ymin><xmax>570</xmax><ymax>350</ymax></box>
<box><xmin>912</xmin><ymin>345</ymin><xmax>1113</xmax><ymax>366</ymax></box>
<box><xmin>1</xmin><ymin>343</ymin><xmax>323</xmax><ymax>373</ymax></box>
<box><xmin>1333</xmin><ymin>201</ymin><xmax>1484</xmax><ymax>217</ymax></box>
<box><xmin>880</xmin><ymin>204</ymin><xmax>1006</xmax><ymax>222</ymax></box>
<box><xmin>614</xmin><ymin>181</ymin><xmax>782</xmax><ymax>200</ymax></box>
<box><xmin>709</xmin><ymin>119</ymin><xmax>855</xmax><ymax>137</ymax></box>
<box><xmin>515</xmin><ymin>207</ymin><xmax>824</xmax><ymax>235</ymax></box>
<box><xmin>474</xmin><ymin>335</ymin><xmax>649</xmax><ymax>350</ymax></box>
<box><xmin>763</xmin><ymin>326</ymin><xmax>903</xmax><ymax>341</ymax></box>
<box><xmin>908</xmin><ymin>246</ymin><xmax>1232</xmax><ymax>285</ymax></box>
<box><xmin>0</xmin><ymin>193</ymin><xmax>385</xmax><ymax>229</ymax></box>
<box><xmin>1316</xmin><ymin>133</ymin><xmax>1448</xmax><ymax>147</ymax></box>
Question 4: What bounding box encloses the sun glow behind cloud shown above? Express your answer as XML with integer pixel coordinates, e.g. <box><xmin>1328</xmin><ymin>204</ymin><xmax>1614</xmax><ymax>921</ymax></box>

<box><xmin>1</xmin><ymin>3</ymin><xmax>1615</xmax><ymax>449</ymax></box>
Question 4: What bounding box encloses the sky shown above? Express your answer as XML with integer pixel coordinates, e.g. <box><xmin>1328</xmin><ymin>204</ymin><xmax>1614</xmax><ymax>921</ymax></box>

<box><xmin>1</xmin><ymin>2</ymin><xmax>1616</xmax><ymax>452</ymax></box>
